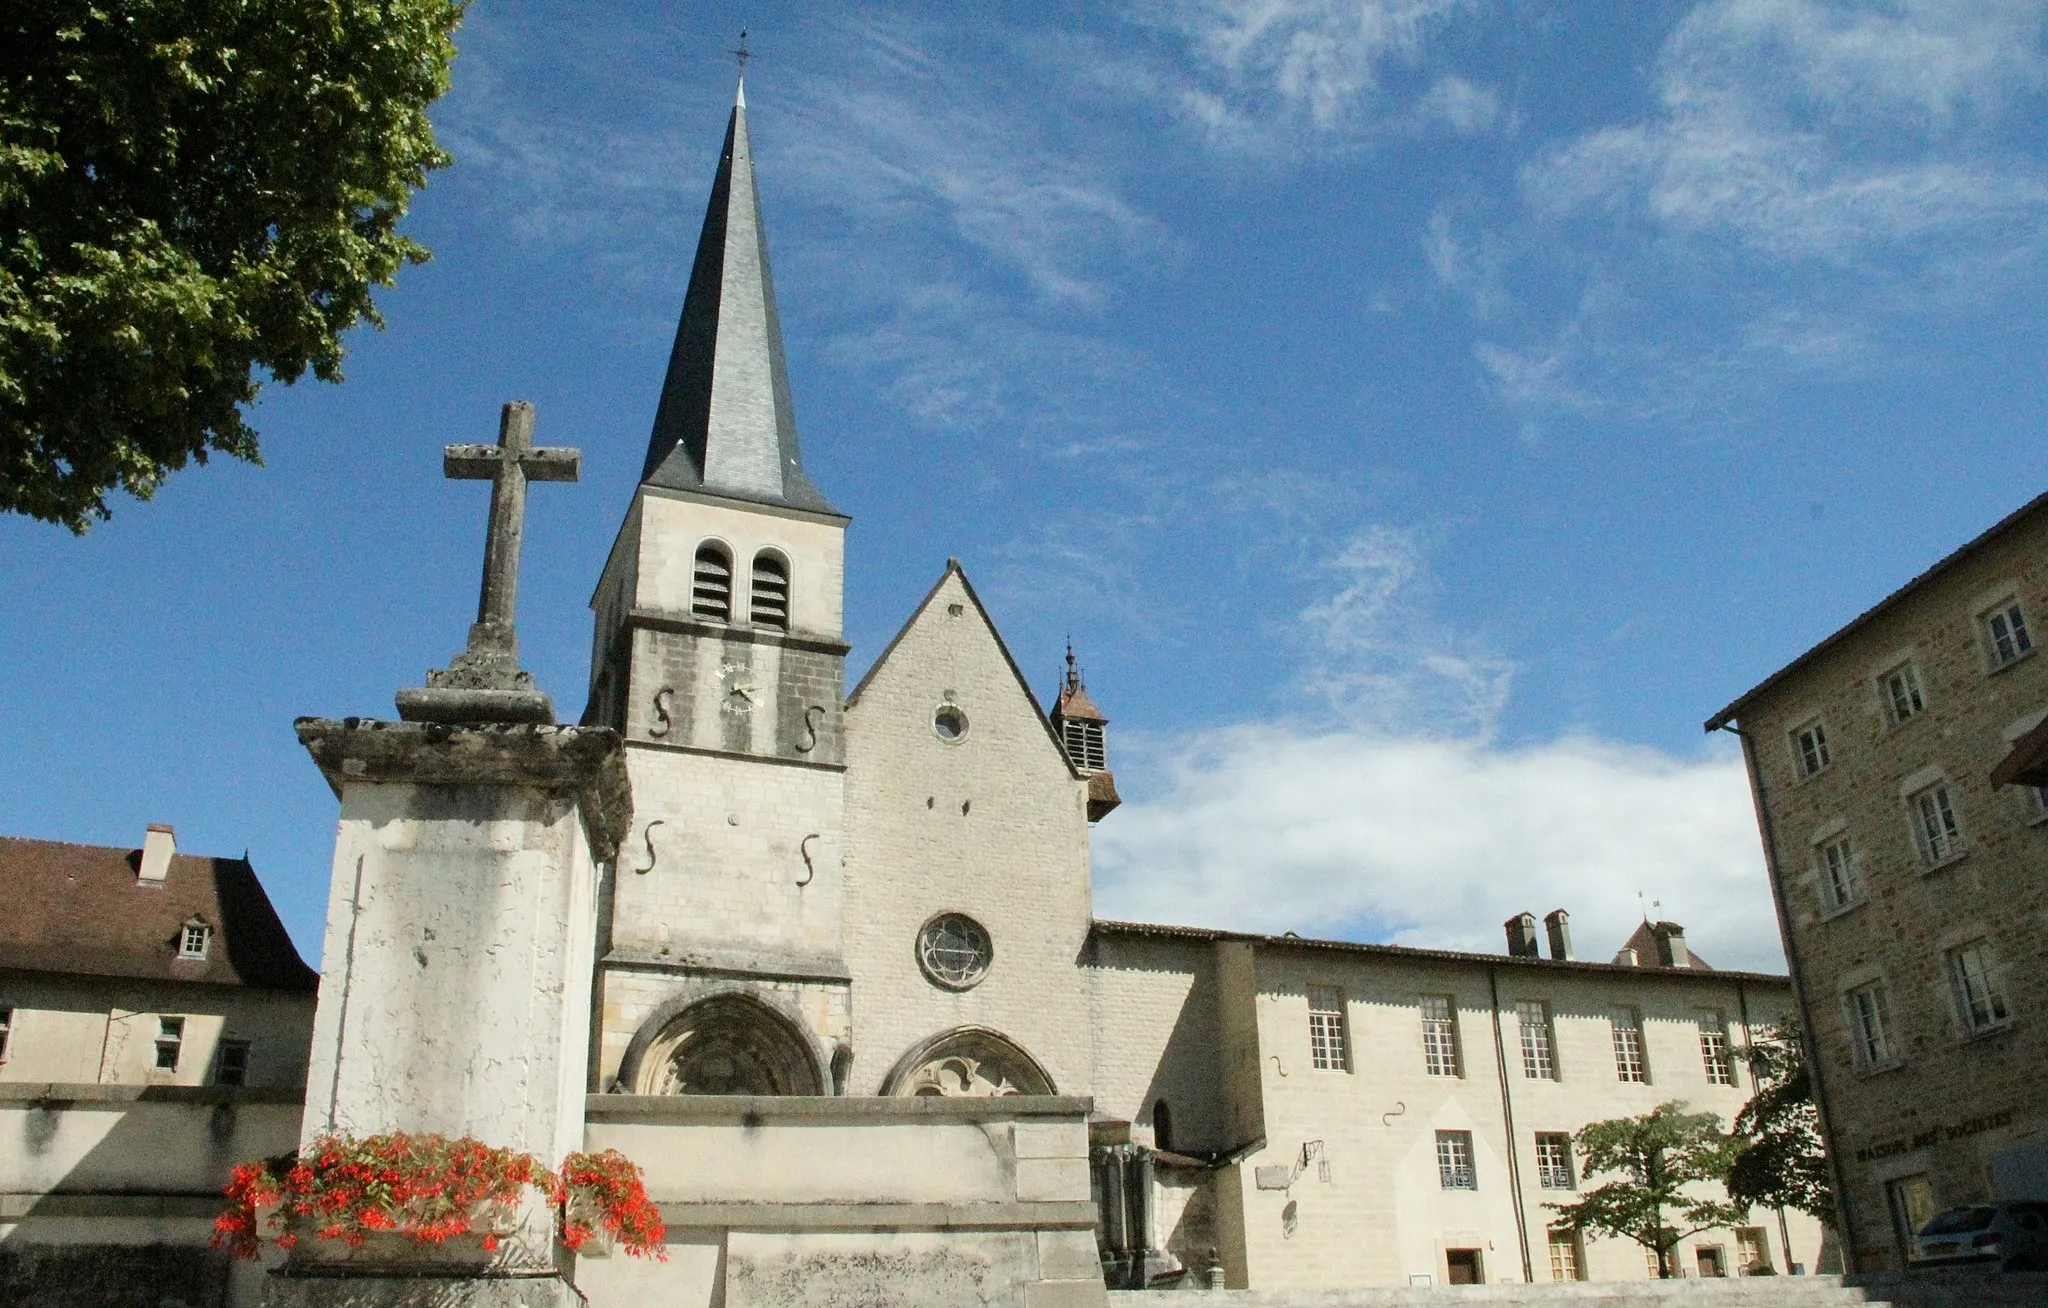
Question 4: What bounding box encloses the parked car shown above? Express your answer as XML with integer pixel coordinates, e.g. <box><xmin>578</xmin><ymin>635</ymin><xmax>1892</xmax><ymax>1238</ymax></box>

<box><xmin>1912</xmin><ymin>1202</ymin><xmax>2048</xmax><ymax>1271</ymax></box>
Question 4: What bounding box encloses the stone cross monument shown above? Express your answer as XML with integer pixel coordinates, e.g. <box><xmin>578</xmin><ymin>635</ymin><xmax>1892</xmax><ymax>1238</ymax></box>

<box><xmin>278</xmin><ymin>403</ymin><xmax>630</xmax><ymax>1307</ymax></box>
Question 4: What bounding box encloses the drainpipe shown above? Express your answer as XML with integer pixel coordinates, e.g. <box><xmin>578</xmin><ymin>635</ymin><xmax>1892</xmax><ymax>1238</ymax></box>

<box><xmin>1720</xmin><ymin>722</ymin><xmax>1856</xmax><ymax>1274</ymax></box>
<box><xmin>1488</xmin><ymin>965</ymin><xmax>1535</xmax><ymax>1283</ymax></box>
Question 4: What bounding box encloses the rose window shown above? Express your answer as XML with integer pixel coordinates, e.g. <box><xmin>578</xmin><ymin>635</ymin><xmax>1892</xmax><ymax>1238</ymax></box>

<box><xmin>917</xmin><ymin>913</ymin><xmax>992</xmax><ymax>990</ymax></box>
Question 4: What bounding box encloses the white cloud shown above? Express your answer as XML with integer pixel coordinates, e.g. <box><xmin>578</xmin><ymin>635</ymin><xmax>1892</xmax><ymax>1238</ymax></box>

<box><xmin>1414</xmin><ymin>74</ymin><xmax>1500</xmax><ymax>135</ymax></box>
<box><xmin>1093</xmin><ymin>728</ymin><xmax>1784</xmax><ymax>973</ymax></box>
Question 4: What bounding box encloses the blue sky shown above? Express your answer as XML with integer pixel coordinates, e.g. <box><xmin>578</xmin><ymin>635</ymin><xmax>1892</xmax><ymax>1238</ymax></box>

<box><xmin>5</xmin><ymin>0</ymin><xmax>2047</xmax><ymax>972</ymax></box>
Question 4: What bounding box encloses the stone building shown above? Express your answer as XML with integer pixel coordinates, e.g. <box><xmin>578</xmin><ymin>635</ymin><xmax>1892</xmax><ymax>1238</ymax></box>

<box><xmin>1706</xmin><ymin>489</ymin><xmax>2048</xmax><ymax>1272</ymax></box>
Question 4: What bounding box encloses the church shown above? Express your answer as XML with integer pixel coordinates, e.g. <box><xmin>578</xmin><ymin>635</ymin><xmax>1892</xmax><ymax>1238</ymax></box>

<box><xmin>0</xmin><ymin>80</ymin><xmax>1824</xmax><ymax>1307</ymax></box>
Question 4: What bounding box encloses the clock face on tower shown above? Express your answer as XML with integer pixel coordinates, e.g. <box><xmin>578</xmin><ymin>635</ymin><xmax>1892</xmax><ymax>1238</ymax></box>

<box><xmin>718</xmin><ymin>660</ymin><xmax>760</xmax><ymax>716</ymax></box>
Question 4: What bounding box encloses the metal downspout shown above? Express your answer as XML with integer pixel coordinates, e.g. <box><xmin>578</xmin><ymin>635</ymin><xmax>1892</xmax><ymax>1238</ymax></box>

<box><xmin>1488</xmin><ymin>965</ymin><xmax>1535</xmax><ymax>1283</ymax></box>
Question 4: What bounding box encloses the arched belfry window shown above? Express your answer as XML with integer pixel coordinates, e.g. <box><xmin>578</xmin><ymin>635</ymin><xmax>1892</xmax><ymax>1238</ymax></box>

<box><xmin>692</xmin><ymin>543</ymin><xmax>732</xmax><ymax>622</ymax></box>
<box><xmin>750</xmin><ymin>552</ymin><xmax>790</xmax><ymax>630</ymax></box>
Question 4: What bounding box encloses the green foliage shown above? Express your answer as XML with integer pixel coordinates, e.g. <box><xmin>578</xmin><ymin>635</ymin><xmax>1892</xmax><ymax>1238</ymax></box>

<box><xmin>1547</xmin><ymin>1101</ymin><xmax>1749</xmax><ymax>1278</ymax></box>
<box><xmin>1</xmin><ymin>0</ymin><xmax>464</xmax><ymax>531</ymax></box>
<box><xmin>1728</xmin><ymin>1016</ymin><xmax>1837</xmax><ymax>1226</ymax></box>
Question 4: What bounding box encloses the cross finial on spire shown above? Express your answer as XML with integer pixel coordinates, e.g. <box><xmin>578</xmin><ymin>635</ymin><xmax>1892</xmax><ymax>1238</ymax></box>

<box><xmin>731</xmin><ymin>27</ymin><xmax>752</xmax><ymax>76</ymax></box>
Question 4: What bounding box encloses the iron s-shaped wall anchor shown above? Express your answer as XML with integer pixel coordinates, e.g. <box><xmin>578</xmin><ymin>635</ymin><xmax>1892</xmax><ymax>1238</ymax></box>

<box><xmin>1382</xmin><ymin>1100</ymin><xmax>1406</xmax><ymax>1126</ymax></box>
<box><xmin>795</xmin><ymin>704</ymin><xmax>825</xmax><ymax>753</ymax></box>
<box><xmin>633</xmin><ymin>820</ymin><xmax>665</xmax><ymax>874</ymax></box>
<box><xmin>649</xmin><ymin>687</ymin><xmax>675</xmax><ymax>738</ymax></box>
<box><xmin>797</xmin><ymin>833</ymin><xmax>820</xmax><ymax>886</ymax></box>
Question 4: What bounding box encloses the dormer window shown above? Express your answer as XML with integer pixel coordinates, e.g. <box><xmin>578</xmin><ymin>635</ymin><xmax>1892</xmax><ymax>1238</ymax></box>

<box><xmin>750</xmin><ymin>552</ymin><xmax>790</xmax><ymax>630</ymax></box>
<box><xmin>691</xmin><ymin>543</ymin><xmax>733</xmax><ymax>622</ymax></box>
<box><xmin>178</xmin><ymin>921</ymin><xmax>211</xmax><ymax>960</ymax></box>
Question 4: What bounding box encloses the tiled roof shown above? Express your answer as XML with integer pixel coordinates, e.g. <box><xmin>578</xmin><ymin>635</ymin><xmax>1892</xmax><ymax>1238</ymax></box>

<box><xmin>0</xmin><ymin>836</ymin><xmax>317</xmax><ymax>991</ymax></box>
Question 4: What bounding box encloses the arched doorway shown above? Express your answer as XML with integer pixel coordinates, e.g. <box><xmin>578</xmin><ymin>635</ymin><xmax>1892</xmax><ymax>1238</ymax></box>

<box><xmin>622</xmin><ymin>991</ymin><xmax>826</xmax><ymax>1096</ymax></box>
<box><xmin>880</xmin><ymin>1026</ymin><xmax>1056</xmax><ymax>1098</ymax></box>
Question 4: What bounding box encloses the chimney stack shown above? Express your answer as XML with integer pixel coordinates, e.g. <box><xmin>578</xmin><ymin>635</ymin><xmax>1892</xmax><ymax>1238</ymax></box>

<box><xmin>138</xmin><ymin>823</ymin><xmax>176</xmax><ymax>886</ymax></box>
<box><xmin>1653</xmin><ymin>922</ymin><xmax>1689</xmax><ymax>969</ymax></box>
<box><xmin>1504</xmin><ymin>912</ymin><xmax>1540</xmax><ymax>958</ymax></box>
<box><xmin>1543</xmin><ymin>909</ymin><xmax>1573</xmax><ymax>961</ymax></box>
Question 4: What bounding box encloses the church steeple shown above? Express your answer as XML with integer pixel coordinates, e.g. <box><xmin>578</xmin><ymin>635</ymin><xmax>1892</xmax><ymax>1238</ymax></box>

<box><xmin>641</xmin><ymin>80</ymin><xmax>835</xmax><ymax>514</ymax></box>
<box><xmin>1052</xmin><ymin>643</ymin><xmax>1120</xmax><ymax>822</ymax></box>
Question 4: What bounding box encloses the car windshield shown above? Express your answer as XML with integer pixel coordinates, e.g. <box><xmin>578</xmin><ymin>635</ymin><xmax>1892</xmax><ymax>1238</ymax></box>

<box><xmin>1921</xmin><ymin>1207</ymin><xmax>1998</xmax><ymax>1236</ymax></box>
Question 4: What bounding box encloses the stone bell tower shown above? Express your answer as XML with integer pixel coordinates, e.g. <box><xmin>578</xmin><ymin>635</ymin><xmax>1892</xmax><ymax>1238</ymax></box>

<box><xmin>582</xmin><ymin>79</ymin><xmax>852</xmax><ymax>1095</ymax></box>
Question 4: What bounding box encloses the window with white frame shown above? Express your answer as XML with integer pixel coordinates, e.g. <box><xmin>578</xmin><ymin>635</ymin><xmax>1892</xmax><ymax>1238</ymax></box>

<box><xmin>0</xmin><ymin>1006</ymin><xmax>11</xmax><ymax>1061</ymax></box>
<box><xmin>1535</xmin><ymin>1133</ymin><xmax>1575</xmax><ymax>1189</ymax></box>
<box><xmin>1817</xmin><ymin>835</ymin><xmax>1861</xmax><ymax>910</ymax></box>
<box><xmin>215</xmin><ymin>1038</ymin><xmax>252</xmax><ymax>1087</ymax></box>
<box><xmin>1610</xmin><ymin>1007</ymin><xmax>1648</xmax><ymax>1082</ymax></box>
<box><xmin>1548</xmin><ymin>1229</ymin><xmax>1584</xmax><ymax>1281</ymax></box>
<box><xmin>1307</xmin><ymin>986</ymin><xmax>1350</xmax><ymax>1072</ymax></box>
<box><xmin>1517</xmin><ymin>1001</ymin><xmax>1557</xmax><ymax>1080</ymax></box>
<box><xmin>1436</xmin><ymin>1130</ymin><xmax>1477</xmax><ymax>1190</ymax></box>
<box><xmin>1947</xmin><ymin>939</ymin><xmax>2011</xmax><ymax>1034</ymax></box>
<box><xmin>1420</xmin><ymin>995</ymin><xmax>1461</xmax><ymax>1077</ymax></box>
<box><xmin>1697</xmin><ymin>1012</ymin><xmax>1736</xmax><ymax>1086</ymax></box>
<box><xmin>1985</xmin><ymin>601</ymin><xmax>2033</xmax><ymax>668</ymax></box>
<box><xmin>1882</xmin><ymin>662</ymin><xmax>1926</xmax><ymax>725</ymax></box>
<box><xmin>178</xmin><ymin>921</ymin><xmax>210</xmax><ymax>960</ymax></box>
<box><xmin>154</xmin><ymin>1015</ymin><xmax>184</xmax><ymax>1071</ymax></box>
<box><xmin>1909</xmin><ymin>781</ymin><xmax>1965</xmax><ymax>865</ymax></box>
<box><xmin>1792</xmin><ymin>719</ymin><xmax>1832</xmax><ymax>778</ymax></box>
<box><xmin>1847</xmin><ymin>982</ymin><xmax>1896</xmax><ymax>1068</ymax></box>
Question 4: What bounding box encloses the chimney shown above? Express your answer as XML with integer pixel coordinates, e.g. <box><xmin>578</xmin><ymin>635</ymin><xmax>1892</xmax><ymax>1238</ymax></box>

<box><xmin>1653</xmin><ymin>922</ymin><xmax>1689</xmax><ymax>969</ymax></box>
<box><xmin>138</xmin><ymin>823</ymin><xmax>176</xmax><ymax>887</ymax></box>
<box><xmin>1504</xmin><ymin>912</ymin><xmax>1540</xmax><ymax>958</ymax></box>
<box><xmin>1615</xmin><ymin>947</ymin><xmax>1640</xmax><ymax>967</ymax></box>
<box><xmin>1543</xmin><ymin>909</ymin><xmax>1573</xmax><ymax>961</ymax></box>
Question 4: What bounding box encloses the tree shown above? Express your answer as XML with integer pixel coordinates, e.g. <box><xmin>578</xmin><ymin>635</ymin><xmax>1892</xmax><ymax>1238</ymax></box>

<box><xmin>1547</xmin><ymin>1102</ymin><xmax>1749</xmax><ymax>1278</ymax></box>
<box><xmin>1728</xmin><ymin>1016</ymin><xmax>1836</xmax><ymax>1227</ymax></box>
<box><xmin>2</xmin><ymin>0</ymin><xmax>464</xmax><ymax>532</ymax></box>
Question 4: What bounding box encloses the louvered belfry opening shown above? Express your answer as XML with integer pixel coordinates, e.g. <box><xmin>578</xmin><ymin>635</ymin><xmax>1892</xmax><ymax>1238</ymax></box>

<box><xmin>1062</xmin><ymin>718</ymin><xmax>1106</xmax><ymax>773</ymax></box>
<box><xmin>692</xmin><ymin>543</ymin><xmax>733</xmax><ymax>621</ymax></box>
<box><xmin>750</xmin><ymin>552</ymin><xmax>790</xmax><ymax>630</ymax></box>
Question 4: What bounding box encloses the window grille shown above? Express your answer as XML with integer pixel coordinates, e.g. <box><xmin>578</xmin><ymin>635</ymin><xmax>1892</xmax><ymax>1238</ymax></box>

<box><xmin>1061</xmin><ymin>719</ymin><xmax>1106</xmax><ymax>772</ymax></box>
<box><xmin>691</xmin><ymin>544</ymin><xmax>732</xmax><ymax>621</ymax></box>
<box><xmin>1517</xmin><ymin>1001</ymin><xmax>1556</xmax><ymax>1080</ymax></box>
<box><xmin>1883</xmin><ymin>663</ymin><xmax>1925</xmax><ymax>724</ymax></box>
<box><xmin>1987</xmin><ymin>603</ymin><xmax>2033</xmax><ymax>666</ymax></box>
<box><xmin>1535</xmin><ymin>1133</ymin><xmax>1575</xmax><ymax>1190</ymax></box>
<box><xmin>1818</xmin><ymin>836</ymin><xmax>1860</xmax><ymax>909</ymax></box>
<box><xmin>1697</xmin><ymin>1013</ymin><xmax>1735</xmax><ymax>1086</ymax></box>
<box><xmin>1948</xmin><ymin>940</ymin><xmax>2010</xmax><ymax>1032</ymax></box>
<box><xmin>749</xmin><ymin>553</ymin><xmax>789</xmax><ymax>630</ymax></box>
<box><xmin>1435</xmin><ymin>1131</ymin><xmax>1476</xmax><ymax>1190</ymax></box>
<box><xmin>1848</xmin><ymin>982</ymin><xmax>1895</xmax><ymax>1066</ymax></box>
<box><xmin>216</xmin><ymin>1038</ymin><xmax>252</xmax><ymax>1087</ymax></box>
<box><xmin>1793</xmin><ymin>721</ymin><xmax>1831</xmax><ymax>777</ymax></box>
<box><xmin>155</xmin><ymin>1016</ymin><xmax>185</xmax><ymax>1071</ymax></box>
<box><xmin>1420</xmin><ymin>995</ymin><xmax>1460</xmax><ymax>1077</ymax></box>
<box><xmin>1910</xmin><ymin>783</ymin><xmax>1964</xmax><ymax>864</ymax></box>
<box><xmin>1610</xmin><ymin>1007</ymin><xmax>1647</xmax><ymax>1082</ymax></box>
<box><xmin>179</xmin><ymin>923</ymin><xmax>210</xmax><ymax>959</ymax></box>
<box><xmin>1308</xmin><ymin>986</ymin><xmax>1349</xmax><ymax>1071</ymax></box>
<box><xmin>1548</xmin><ymin>1230</ymin><xmax>1583</xmax><ymax>1281</ymax></box>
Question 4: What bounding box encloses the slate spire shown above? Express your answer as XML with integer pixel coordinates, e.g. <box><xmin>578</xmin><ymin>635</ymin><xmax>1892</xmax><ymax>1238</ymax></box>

<box><xmin>641</xmin><ymin>79</ymin><xmax>836</xmax><ymax>513</ymax></box>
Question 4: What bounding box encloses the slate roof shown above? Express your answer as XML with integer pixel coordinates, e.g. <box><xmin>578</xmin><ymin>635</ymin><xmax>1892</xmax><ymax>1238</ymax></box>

<box><xmin>0</xmin><ymin>835</ymin><xmax>318</xmax><ymax>992</ymax></box>
<box><xmin>641</xmin><ymin>83</ymin><xmax>838</xmax><ymax>517</ymax></box>
<box><xmin>1618</xmin><ymin>919</ymin><xmax>1714</xmax><ymax>970</ymax></box>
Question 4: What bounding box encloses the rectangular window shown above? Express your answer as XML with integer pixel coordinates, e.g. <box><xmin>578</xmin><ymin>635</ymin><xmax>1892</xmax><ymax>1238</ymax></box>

<box><xmin>1986</xmin><ymin>602</ymin><xmax>2033</xmax><ymax>668</ymax></box>
<box><xmin>1948</xmin><ymin>939</ymin><xmax>2011</xmax><ymax>1033</ymax></box>
<box><xmin>1436</xmin><ymin>1130</ymin><xmax>1477</xmax><ymax>1190</ymax></box>
<box><xmin>1517</xmin><ymin>1001</ymin><xmax>1557</xmax><ymax>1080</ymax></box>
<box><xmin>1697</xmin><ymin>1012</ymin><xmax>1736</xmax><ymax>1086</ymax></box>
<box><xmin>1420</xmin><ymin>995</ymin><xmax>1461</xmax><ymax>1077</ymax></box>
<box><xmin>1818</xmin><ymin>835</ymin><xmax>1861</xmax><ymax>910</ymax></box>
<box><xmin>1547</xmin><ymin>1229</ymin><xmax>1584</xmax><ymax>1282</ymax></box>
<box><xmin>1535</xmin><ymin>1133</ymin><xmax>1575</xmax><ymax>1190</ymax></box>
<box><xmin>179</xmin><ymin>923</ymin><xmax>210</xmax><ymax>960</ymax></box>
<box><xmin>0</xmin><ymin>1006</ymin><xmax>11</xmax><ymax>1061</ymax></box>
<box><xmin>154</xmin><ymin>1016</ymin><xmax>184</xmax><ymax>1071</ymax></box>
<box><xmin>1610</xmin><ymin>1007</ymin><xmax>1648</xmax><ymax>1083</ymax></box>
<box><xmin>1848</xmin><ymin>982</ymin><xmax>1896</xmax><ymax>1067</ymax></box>
<box><xmin>1737</xmin><ymin>1227</ymin><xmax>1772</xmax><ymax>1274</ymax></box>
<box><xmin>1883</xmin><ymin>662</ymin><xmax>1927</xmax><ymax>724</ymax></box>
<box><xmin>1307</xmin><ymin>986</ymin><xmax>1349</xmax><ymax>1072</ymax></box>
<box><xmin>1646</xmin><ymin>1246</ymin><xmax>1667</xmax><ymax>1278</ymax></box>
<box><xmin>1792</xmin><ymin>720</ymin><xmax>1832</xmax><ymax>777</ymax></box>
<box><xmin>1910</xmin><ymin>782</ymin><xmax>1965</xmax><ymax>865</ymax></box>
<box><xmin>215</xmin><ymin>1038</ymin><xmax>252</xmax><ymax>1087</ymax></box>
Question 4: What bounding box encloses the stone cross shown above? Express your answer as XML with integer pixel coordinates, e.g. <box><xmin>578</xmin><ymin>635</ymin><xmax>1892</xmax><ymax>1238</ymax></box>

<box><xmin>395</xmin><ymin>401</ymin><xmax>581</xmax><ymax>725</ymax></box>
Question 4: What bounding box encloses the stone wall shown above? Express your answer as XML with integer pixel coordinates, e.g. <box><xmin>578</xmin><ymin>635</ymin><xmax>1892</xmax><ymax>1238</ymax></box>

<box><xmin>1731</xmin><ymin>504</ymin><xmax>2048</xmax><ymax>1270</ymax></box>
<box><xmin>0</xmin><ymin>971</ymin><xmax>311</xmax><ymax>1090</ymax></box>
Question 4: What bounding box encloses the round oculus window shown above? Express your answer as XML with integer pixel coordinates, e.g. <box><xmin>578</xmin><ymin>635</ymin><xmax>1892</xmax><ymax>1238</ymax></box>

<box><xmin>933</xmin><ymin>704</ymin><xmax>969</xmax><ymax>742</ymax></box>
<box><xmin>917</xmin><ymin>913</ymin><xmax>993</xmax><ymax>990</ymax></box>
